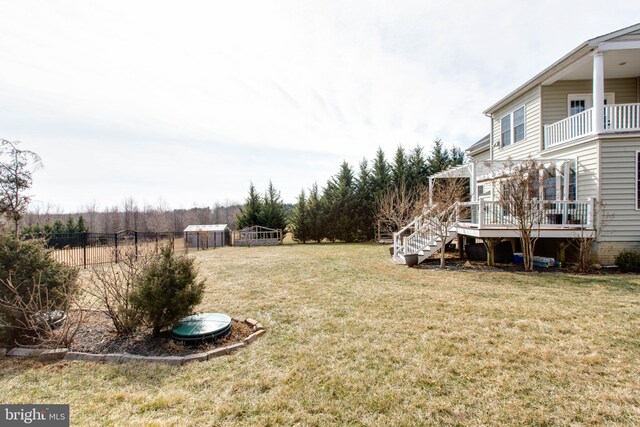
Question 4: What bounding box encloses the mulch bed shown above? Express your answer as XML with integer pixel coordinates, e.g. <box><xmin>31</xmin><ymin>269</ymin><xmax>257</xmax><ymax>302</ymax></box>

<box><xmin>413</xmin><ymin>256</ymin><xmax>620</xmax><ymax>274</ymax></box>
<box><xmin>69</xmin><ymin>311</ymin><xmax>253</xmax><ymax>356</ymax></box>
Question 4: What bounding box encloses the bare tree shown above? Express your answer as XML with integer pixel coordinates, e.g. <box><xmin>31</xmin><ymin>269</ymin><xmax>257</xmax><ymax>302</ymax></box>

<box><xmin>375</xmin><ymin>181</ymin><xmax>426</xmax><ymax>233</ymax></box>
<box><xmin>570</xmin><ymin>199</ymin><xmax>611</xmax><ymax>272</ymax></box>
<box><xmin>82</xmin><ymin>200</ymin><xmax>99</xmax><ymax>232</ymax></box>
<box><xmin>0</xmin><ymin>140</ymin><xmax>42</xmax><ymax>236</ymax></box>
<box><xmin>85</xmin><ymin>245</ymin><xmax>151</xmax><ymax>334</ymax></box>
<box><xmin>421</xmin><ymin>178</ymin><xmax>467</xmax><ymax>268</ymax></box>
<box><xmin>497</xmin><ymin>159</ymin><xmax>545</xmax><ymax>272</ymax></box>
<box><xmin>122</xmin><ymin>197</ymin><xmax>139</xmax><ymax>231</ymax></box>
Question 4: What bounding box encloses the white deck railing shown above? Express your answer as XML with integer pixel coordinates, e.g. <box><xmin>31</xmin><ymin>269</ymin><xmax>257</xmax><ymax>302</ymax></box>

<box><xmin>605</xmin><ymin>103</ymin><xmax>640</xmax><ymax>132</ymax></box>
<box><xmin>544</xmin><ymin>103</ymin><xmax>640</xmax><ymax>148</ymax></box>
<box><xmin>544</xmin><ymin>108</ymin><xmax>592</xmax><ymax>148</ymax></box>
<box><xmin>456</xmin><ymin>199</ymin><xmax>593</xmax><ymax>229</ymax></box>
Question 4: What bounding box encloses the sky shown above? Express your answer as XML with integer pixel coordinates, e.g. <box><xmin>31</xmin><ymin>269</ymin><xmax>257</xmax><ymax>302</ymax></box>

<box><xmin>0</xmin><ymin>0</ymin><xmax>638</xmax><ymax>212</ymax></box>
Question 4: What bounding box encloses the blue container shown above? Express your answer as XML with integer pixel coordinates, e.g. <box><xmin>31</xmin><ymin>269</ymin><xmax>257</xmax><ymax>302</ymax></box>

<box><xmin>513</xmin><ymin>252</ymin><xmax>524</xmax><ymax>265</ymax></box>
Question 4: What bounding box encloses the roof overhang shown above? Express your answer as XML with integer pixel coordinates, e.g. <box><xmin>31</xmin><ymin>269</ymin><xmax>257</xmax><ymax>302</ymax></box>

<box><xmin>484</xmin><ymin>22</ymin><xmax>640</xmax><ymax>116</ymax></box>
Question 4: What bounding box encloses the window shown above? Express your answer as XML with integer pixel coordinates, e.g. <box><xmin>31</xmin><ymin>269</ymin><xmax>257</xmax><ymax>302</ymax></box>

<box><xmin>567</xmin><ymin>93</ymin><xmax>615</xmax><ymax>116</ymax></box>
<box><xmin>500</xmin><ymin>106</ymin><xmax>525</xmax><ymax>147</ymax></box>
<box><xmin>569</xmin><ymin>99</ymin><xmax>586</xmax><ymax>116</ymax></box>
<box><xmin>501</xmin><ymin>115</ymin><xmax>511</xmax><ymax>147</ymax></box>
<box><xmin>543</xmin><ymin>170</ymin><xmax>556</xmax><ymax>200</ymax></box>
<box><xmin>477</xmin><ymin>184</ymin><xmax>490</xmax><ymax>197</ymax></box>
<box><xmin>568</xmin><ymin>167</ymin><xmax>576</xmax><ymax>201</ymax></box>
<box><xmin>514</xmin><ymin>107</ymin><xmax>525</xmax><ymax>142</ymax></box>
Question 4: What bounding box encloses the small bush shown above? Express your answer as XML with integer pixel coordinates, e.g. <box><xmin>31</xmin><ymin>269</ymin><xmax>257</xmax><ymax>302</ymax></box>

<box><xmin>86</xmin><ymin>246</ymin><xmax>149</xmax><ymax>335</ymax></box>
<box><xmin>130</xmin><ymin>244</ymin><xmax>205</xmax><ymax>336</ymax></box>
<box><xmin>615</xmin><ymin>249</ymin><xmax>640</xmax><ymax>273</ymax></box>
<box><xmin>0</xmin><ymin>234</ymin><xmax>79</xmax><ymax>345</ymax></box>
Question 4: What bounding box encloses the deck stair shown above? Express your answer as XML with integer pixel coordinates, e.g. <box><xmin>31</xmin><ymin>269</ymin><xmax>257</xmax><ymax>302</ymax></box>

<box><xmin>392</xmin><ymin>203</ymin><xmax>458</xmax><ymax>265</ymax></box>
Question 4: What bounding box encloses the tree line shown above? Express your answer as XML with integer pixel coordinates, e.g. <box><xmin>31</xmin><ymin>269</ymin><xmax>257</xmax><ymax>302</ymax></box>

<box><xmin>290</xmin><ymin>139</ymin><xmax>464</xmax><ymax>243</ymax></box>
<box><xmin>23</xmin><ymin>201</ymin><xmax>242</xmax><ymax>235</ymax></box>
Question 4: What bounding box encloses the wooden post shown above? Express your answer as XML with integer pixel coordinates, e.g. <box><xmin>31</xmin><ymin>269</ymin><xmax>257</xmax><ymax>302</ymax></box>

<box><xmin>458</xmin><ymin>234</ymin><xmax>464</xmax><ymax>259</ymax></box>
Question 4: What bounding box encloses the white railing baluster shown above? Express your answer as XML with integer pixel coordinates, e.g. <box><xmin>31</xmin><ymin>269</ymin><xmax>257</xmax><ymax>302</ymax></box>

<box><xmin>604</xmin><ymin>103</ymin><xmax>640</xmax><ymax>132</ymax></box>
<box><xmin>544</xmin><ymin>108</ymin><xmax>593</xmax><ymax>149</ymax></box>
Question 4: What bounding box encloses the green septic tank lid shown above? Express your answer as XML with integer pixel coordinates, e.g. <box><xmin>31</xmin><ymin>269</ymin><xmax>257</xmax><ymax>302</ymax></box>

<box><xmin>171</xmin><ymin>313</ymin><xmax>232</xmax><ymax>342</ymax></box>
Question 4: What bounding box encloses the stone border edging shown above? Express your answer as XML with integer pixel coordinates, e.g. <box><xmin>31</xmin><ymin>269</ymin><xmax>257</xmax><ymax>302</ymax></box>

<box><xmin>1</xmin><ymin>316</ymin><xmax>266</xmax><ymax>365</ymax></box>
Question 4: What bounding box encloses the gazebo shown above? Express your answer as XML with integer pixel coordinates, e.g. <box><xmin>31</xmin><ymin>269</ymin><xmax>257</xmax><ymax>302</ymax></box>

<box><xmin>234</xmin><ymin>226</ymin><xmax>282</xmax><ymax>247</ymax></box>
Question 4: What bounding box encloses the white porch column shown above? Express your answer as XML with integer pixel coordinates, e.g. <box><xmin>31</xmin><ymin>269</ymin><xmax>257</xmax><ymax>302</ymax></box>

<box><xmin>429</xmin><ymin>177</ymin><xmax>434</xmax><ymax>204</ymax></box>
<box><xmin>563</xmin><ymin>161</ymin><xmax>570</xmax><ymax>201</ymax></box>
<box><xmin>592</xmin><ymin>52</ymin><xmax>605</xmax><ymax>134</ymax></box>
<box><xmin>555</xmin><ymin>163</ymin><xmax>562</xmax><ymax>200</ymax></box>
<box><xmin>470</xmin><ymin>162</ymin><xmax>477</xmax><ymax>202</ymax></box>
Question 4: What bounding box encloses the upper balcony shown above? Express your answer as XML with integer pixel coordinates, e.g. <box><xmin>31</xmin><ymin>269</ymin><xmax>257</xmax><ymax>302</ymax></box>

<box><xmin>540</xmin><ymin>42</ymin><xmax>640</xmax><ymax>149</ymax></box>
<box><xmin>544</xmin><ymin>102</ymin><xmax>640</xmax><ymax>148</ymax></box>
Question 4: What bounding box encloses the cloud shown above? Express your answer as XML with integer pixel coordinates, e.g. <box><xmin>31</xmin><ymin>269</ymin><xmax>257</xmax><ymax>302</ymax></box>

<box><xmin>0</xmin><ymin>0</ymin><xmax>638</xmax><ymax>210</ymax></box>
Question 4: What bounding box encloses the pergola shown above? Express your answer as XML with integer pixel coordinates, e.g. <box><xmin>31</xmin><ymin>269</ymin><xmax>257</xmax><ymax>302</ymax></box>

<box><xmin>428</xmin><ymin>159</ymin><xmax>575</xmax><ymax>202</ymax></box>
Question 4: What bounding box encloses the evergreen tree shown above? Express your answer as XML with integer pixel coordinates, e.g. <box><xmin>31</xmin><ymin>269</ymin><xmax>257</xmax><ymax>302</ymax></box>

<box><xmin>236</xmin><ymin>182</ymin><xmax>263</xmax><ymax>230</ymax></box>
<box><xmin>408</xmin><ymin>145</ymin><xmax>430</xmax><ymax>188</ymax></box>
<box><xmin>428</xmin><ymin>138</ymin><xmax>452</xmax><ymax>175</ymax></box>
<box><xmin>323</xmin><ymin>162</ymin><xmax>359</xmax><ymax>242</ymax></box>
<box><xmin>65</xmin><ymin>216</ymin><xmax>76</xmax><ymax>233</ymax></box>
<box><xmin>290</xmin><ymin>190</ymin><xmax>310</xmax><ymax>243</ymax></box>
<box><xmin>355</xmin><ymin>158</ymin><xmax>375</xmax><ymax>241</ymax></box>
<box><xmin>307</xmin><ymin>183</ymin><xmax>323</xmax><ymax>243</ymax></box>
<box><xmin>371</xmin><ymin>147</ymin><xmax>392</xmax><ymax>202</ymax></box>
<box><xmin>450</xmin><ymin>146</ymin><xmax>466</xmax><ymax>166</ymax></box>
<box><xmin>76</xmin><ymin>215</ymin><xmax>88</xmax><ymax>233</ymax></box>
<box><xmin>260</xmin><ymin>181</ymin><xmax>287</xmax><ymax>236</ymax></box>
<box><xmin>391</xmin><ymin>146</ymin><xmax>408</xmax><ymax>190</ymax></box>
<box><xmin>52</xmin><ymin>220</ymin><xmax>65</xmax><ymax>234</ymax></box>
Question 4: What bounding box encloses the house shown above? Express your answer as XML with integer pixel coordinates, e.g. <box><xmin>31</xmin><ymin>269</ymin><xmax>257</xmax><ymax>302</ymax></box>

<box><xmin>394</xmin><ymin>23</ymin><xmax>640</xmax><ymax>265</ymax></box>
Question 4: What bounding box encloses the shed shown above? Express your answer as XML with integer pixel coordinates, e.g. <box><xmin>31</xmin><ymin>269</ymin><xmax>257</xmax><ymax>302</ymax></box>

<box><xmin>234</xmin><ymin>226</ymin><xmax>283</xmax><ymax>247</ymax></box>
<box><xmin>184</xmin><ymin>224</ymin><xmax>231</xmax><ymax>250</ymax></box>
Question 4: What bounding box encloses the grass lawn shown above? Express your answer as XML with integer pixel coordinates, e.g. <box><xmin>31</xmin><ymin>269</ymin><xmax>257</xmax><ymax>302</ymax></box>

<box><xmin>1</xmin><ymin>243</ymin><xmax>639</xmax><ymax>425</ymax></box>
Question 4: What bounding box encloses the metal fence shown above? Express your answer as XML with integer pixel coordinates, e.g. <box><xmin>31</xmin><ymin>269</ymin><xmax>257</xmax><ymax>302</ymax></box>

<box><xmin>26</xmin><ymin>230</ymin><xmax>186</xmax><ymax>268</ymax></box>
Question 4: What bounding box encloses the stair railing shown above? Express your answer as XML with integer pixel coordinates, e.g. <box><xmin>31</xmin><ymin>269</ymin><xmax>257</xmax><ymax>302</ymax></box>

<box><xmin>402</xmin><ymin>202</ymin><xmax>458</xmax><ymax>256</ymax></box>
<box><xmin>392</xmin><ymin>204</ymin><xmax>438</xmax><ymax>256</ymax></box>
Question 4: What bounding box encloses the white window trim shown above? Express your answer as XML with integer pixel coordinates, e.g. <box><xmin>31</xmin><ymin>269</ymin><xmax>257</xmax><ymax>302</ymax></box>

<box><xmin>567</xmin><ymin>93</ymin><xmax>615</xmax><ymax>116</ymax></box>
<box><xmin>636</xmin><ymin>150</ymin><xmax>640</xmax><ymax>211</ymax></box>
<box><xmin>499</xmin><ymin>105</ymin><xmax>526</xmax><ymax>148</ymax></box>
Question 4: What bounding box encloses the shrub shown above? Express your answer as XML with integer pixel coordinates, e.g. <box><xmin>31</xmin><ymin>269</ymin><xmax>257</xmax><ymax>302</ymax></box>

<box><xmin>86</xmin><ymin>245</ymin><xmax>149</xmax><ymax>335</ymax></box>
<box><xmin>130</xmin><ymin>244</ymin><xmax>205</xmax><ymax>336</ymax></box>
<box><xmin>0</xmin><ymin>234</ymin><xmax>79</xmax><ymax>345</ymax></box>
<box><xmin>615</xmin><ymin>249</ymin><xmax>640</xmax><ymax>273</ymax></box>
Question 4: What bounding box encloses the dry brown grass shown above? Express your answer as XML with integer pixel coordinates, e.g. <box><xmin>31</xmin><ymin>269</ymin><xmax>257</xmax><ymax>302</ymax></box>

<box><xmin>1</xmin><ymin>243</ymin><xmax>639</xmax><ymax>425</ymax></box>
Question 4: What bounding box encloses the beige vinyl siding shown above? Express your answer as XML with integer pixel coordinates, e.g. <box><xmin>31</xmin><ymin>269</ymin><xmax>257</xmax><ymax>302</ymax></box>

<box><xmin>541</xmin><ymin>140</ymin><xmax>599</xmax><ymax>200</ymax></box>
<box><xmin>541</xmin><ymin>78</ymin><xmax>638</xmax><ymax>126</ymax></box>
<box><xmin>469</xmin><ymin>148</ymin><xmax>490</xmax><ymax>162</ymax></box>
<box><xmin>492</xmin><ymin>87</ymin><xmax>541</xmax><ymax>160</ymax></box>
<box><xmin>599</xmin><ymin>138</ymin><xmax>640</xmax><ymax>246</ymax></box>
